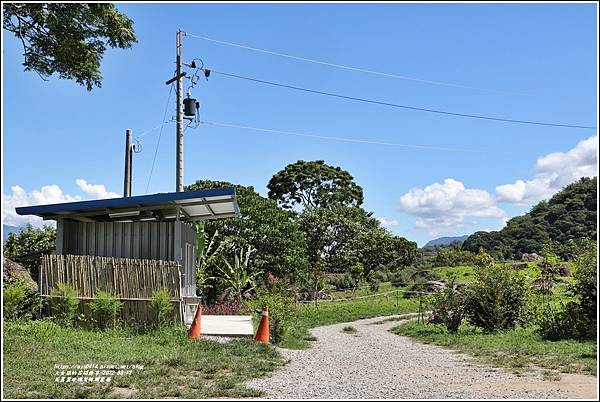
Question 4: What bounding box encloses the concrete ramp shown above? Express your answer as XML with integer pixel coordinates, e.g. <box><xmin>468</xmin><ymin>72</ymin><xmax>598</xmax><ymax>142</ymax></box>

<box><xmin>186</xmin><ymin>315</ymin><xmax>254</xmax><ymax>337</ymax></box>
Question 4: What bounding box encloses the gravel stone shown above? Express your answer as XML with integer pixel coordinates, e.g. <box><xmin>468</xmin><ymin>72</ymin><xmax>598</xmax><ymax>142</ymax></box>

<box><xmin>246</xmin><ymin>315</ymin><xmax>584</xmax><ymax>399</ymax></box>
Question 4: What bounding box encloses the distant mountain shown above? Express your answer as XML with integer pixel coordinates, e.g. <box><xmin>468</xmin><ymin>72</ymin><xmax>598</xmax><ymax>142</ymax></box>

<box><xmin>3</xmin><ymin>225</ymin><xmax>22</xmax><ymax>242</ymax></box>
<box><xmin>424</xmin><ymin>235</ymin><xmax>470</xmax><ymax>248</ymax></box>
<box><xmin>463</xmin><ymin>177</ymin><xmax>597</xmax><ymax>259</ymax></box>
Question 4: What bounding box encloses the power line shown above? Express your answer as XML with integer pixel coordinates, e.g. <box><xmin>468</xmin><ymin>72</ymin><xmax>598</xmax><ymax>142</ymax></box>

<box><xmin>198</xmin><ymin>120</ymin><xmax>487</xmax><ymax>153</ymax></box>
<box><xmin>208</xmin><ymin>69</ymin><xmax>596</xmax><ymax>130</ymax></box>
<box><xmin>185</xmin><ymin>32</ymin><xmax>524</xmax><ymax>95</ymax></box>
<box><xmin>146</xmin><ymin>84</ymin><xmax>174</xmax><ymax>192</ymax></box>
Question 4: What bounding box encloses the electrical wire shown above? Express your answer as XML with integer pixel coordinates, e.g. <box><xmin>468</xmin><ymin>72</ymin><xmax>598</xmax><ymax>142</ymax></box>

<box><xmin>198</xmin><ymin>120</ymin><xmax>487</xmax><ymax>153</ymax></box>
<box><xmin>184</xmin><ymin>32</ymin><xmax>524</xmax><ymax>95</ymax></box>
<box><xmin>146</xmin><ymin>84</ymin><xmax>174</xmax><ymax>192</ymax></box>
<box><xmin>207</xmin><ymin>69</ymin><xmax>596</xmax><ymax>130</ymax></box>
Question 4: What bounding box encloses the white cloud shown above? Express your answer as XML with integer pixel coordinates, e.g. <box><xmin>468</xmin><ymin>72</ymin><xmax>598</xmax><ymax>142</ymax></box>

<box><xmin>2</xmin><ymin>184</ymin><xmax>81</xmax><ymax>227</ymax></box>
<box><xmin>2</xmin><ymin>179</ymin><xmax>119</xmax><ymax>228</ymax></box>
<box><xmin>398</xmin><ymin>178</ymin><xmax>506</xmax><ymax>236</ymax></box>
<box><xmin>378</xmin><ymin>217</ymin><xmax>400</xmax><ymax>227</ymax></box>
<box><xmin>76</xmin><ymin>179</ymin><xmax>120</xmax><ymax>199</ymax></box>
<box><xmin>496</xmin><ymin>135</ymin><xmax>598</xmax><ymax>204</ymax></box>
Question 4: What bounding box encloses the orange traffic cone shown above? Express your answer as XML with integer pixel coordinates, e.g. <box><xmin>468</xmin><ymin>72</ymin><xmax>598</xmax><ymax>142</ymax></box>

<box><xmin>188</xmin><ymin>304</ymin><xmax>202</xmax><ymax>339</ymax></box>
<box><xmin>255</xmin><ymin>306</ymin><xmax>270</xmax><ymax>343</ymax></box>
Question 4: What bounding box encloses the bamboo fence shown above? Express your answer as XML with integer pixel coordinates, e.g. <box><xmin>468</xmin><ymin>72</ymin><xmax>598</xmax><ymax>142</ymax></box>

<box><xmin>41</xmin><ymin>254</ymin><xmax>183</xmax><ymax>323</ymax></box>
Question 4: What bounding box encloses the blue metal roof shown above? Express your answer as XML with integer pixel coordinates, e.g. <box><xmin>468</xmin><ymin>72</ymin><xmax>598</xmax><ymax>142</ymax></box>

<box><xmin>16</xmin><ymin>188</ymin><xmax>240</xmax><ymax>222</ymax></box>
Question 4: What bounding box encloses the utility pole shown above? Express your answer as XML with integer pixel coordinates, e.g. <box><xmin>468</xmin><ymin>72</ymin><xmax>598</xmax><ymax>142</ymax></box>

<box><xmin>123</xmin><ymin>128</ymin><xmax>132</xmax><ymax>197</ymax></box>
<box><xmin>175</xmin><ymin>29</ymin><xmax>184</xmax><ymax>192</ymax></box>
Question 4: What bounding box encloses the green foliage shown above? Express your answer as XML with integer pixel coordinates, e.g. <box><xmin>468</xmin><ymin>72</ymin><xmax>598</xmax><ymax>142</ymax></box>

<box><xmin>218</xmin><ymin>246</ymin><xmax>262</xmax><ymax>302</ymax></box>
<box><xmin>247</xmin><ymin>289</ymin><xmax>297</xmax><ymax>344</ymax></box>
<box><xmin>536</xmin><ymin>239</ymin><xmax>597</xmax><ymax>340</ymax></box>
<box><xmin>3</xmin><ymin>223</ymin><xmax>56</xmax><ymax>280</ymax></box>
<box><xmin>267</xmin><ymin>159</ymin><xmax>364</xmax><ymax>210</ymax></box>
<box><xmin>186</xmin><ymin>180</ymin><xmax>308</xmax><ymax>284</ymax></box>
<box><xmin>570</xmin><ymin>239</ymin><xmax>597</xmax><ymax>339</ymax></box>
<box><xmin>463</xmin><ymin>177</ymin><xmax>597</xmax><ymax>259</ymax></box>
<box><xmin>433</xmin><ymin>245</ymin><xmax>476</xmax><ymax>267</ymax></box>
<box><xmin>3</xmin><ymin>3</ymin><xmax>136</xmax><ymax>90</ymax></box>
<box><xmin>194</xmin><ymin>222</ymin><xmax>223</xmax><ymax>297</ymax></box>
<box><xmin>3</xmin><ymin>283</ymin><xmax>27</xmax><ymax>320</ymax></box>
<box><xmin>89</xmin><ymin>291</ymin><xmax>123</xmax><ymax>329</ymax></box>
<box><xmin>464</xmin><ymin>265</ymin><xmax>527</xmax><ymax>333</ymax></box>
<box><xmin>428</xmin><ymin>276</ymin><xmax>465</xmax><ymax>333</ymax></box>
<box><xmin>49</xmin><ymin>283</ymin><xmax>79</xmax><ymax>325</ymax></box>
<box><xmin>535</xmin><ymin>302</ymin><xmax>587</xmax><ymax>341</ymax></box>
<box><xmin>151</xmin><ymin>289</ymin><xmax>174</xmax><ymax>326</ymax></box>
<box><xmin>297</xmin><ymin>205</ymin><xmax>417</xmax><ymax>275</ymax></box>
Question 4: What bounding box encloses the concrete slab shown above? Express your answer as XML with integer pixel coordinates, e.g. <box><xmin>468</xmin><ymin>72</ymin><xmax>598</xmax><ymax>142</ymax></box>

<box><xmin>186</xmin><ymin>315</ymin><xmax>254</xmax><ymax>337</ymax></box>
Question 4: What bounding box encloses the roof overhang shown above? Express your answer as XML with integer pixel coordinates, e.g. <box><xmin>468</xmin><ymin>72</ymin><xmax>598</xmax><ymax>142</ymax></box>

<box><xmin>15</xmin><ymin>188</ymin><xmax>241</xmax><ymax>223</ymax></box>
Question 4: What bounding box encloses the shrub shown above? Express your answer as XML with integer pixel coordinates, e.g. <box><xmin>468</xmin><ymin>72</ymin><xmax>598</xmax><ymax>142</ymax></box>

<box><xmin>151</xmin><ymin>289</ymin><xmax>174</xmax><ymax>326</ymax></box>
<box><xmin>536</xmin><ymin>240</ymin><xmax>597</xmax><ymax>341</ymax></box>
<box><xmin>3</xmin><ymin>283</ymin><xmax>27</xmax><ymax>320</ymax></box>
<box><xmin>202</xmin><ymin>302</ymin><xmax>250</xmax><ymax>315</ymax></box>
<box><xmin>535</xmin><ymin>302</ymin><xmax>586</xmax><ymax>341</ymax></box>
<box><xmin>49</xmin><ymin>283</ymin><xmax>79</xmax><ymax>325</ymax></box>
<box><xmin>428</xmin><ymin>276</ymin><xmax>465</xmax><ymax>333</ymax></box>
<box><xmin>570</xmin><ymin>241</ymin><xmax>597</xmax><ymax>339</ymax></box>
<box><xmin>464</xmin><ymin>265</ymin><xmax>527</xmax><ymax>333</ymax></box>
<box><xmin>89</xmin><ymin>291</ymin><xmax>123</xmax><ymax>329</ymax></box>
<box><xmin>246</xmin><ymin>289</ymin><xmax>296</xmax><ymax>344</ymax></box>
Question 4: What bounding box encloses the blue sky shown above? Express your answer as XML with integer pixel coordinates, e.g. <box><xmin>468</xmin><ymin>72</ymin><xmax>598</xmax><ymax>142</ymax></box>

<box><xmin>2</xmin><ymin>3</ymin><xmax>598</xmax><ymax>246</ymax></box>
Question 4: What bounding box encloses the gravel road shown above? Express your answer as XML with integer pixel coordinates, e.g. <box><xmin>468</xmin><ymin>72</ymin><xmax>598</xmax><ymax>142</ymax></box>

<box><xmin>247</xmin><ymin>315</ymin><xmax>597</xmax><ymax>399</ymax></box>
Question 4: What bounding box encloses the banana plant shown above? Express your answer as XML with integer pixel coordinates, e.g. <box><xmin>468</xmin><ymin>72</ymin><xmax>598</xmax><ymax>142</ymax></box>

<box><xmin>194</xmin><ymin>222</ymin><xmax>224</xmax><ymax>296</ymax></box>
<box><xmin>217</xmin><ymin>245</ymin><xmax>262</xmax><ymax>303</ymax></box>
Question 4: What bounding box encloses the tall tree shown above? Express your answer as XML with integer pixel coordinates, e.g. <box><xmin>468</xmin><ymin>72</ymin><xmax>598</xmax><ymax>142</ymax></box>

<box><xmin>267</xmin><ymin>160</ymin><xmax>364</xmax><ymax>210</ymax></box>
<box><xmin>3</xmin><ymin>224</ymin><xmax>56</xmax><ymax>280</ymax></box>
<box><xmin>3</xmin><ymin>3</ymin><xmax>136</xmax><ymax>90</ymax></box>
<box><xmin>186</xmin><ymin>180</ymin><xmax>308</xmax><ymax>282</ymax></box>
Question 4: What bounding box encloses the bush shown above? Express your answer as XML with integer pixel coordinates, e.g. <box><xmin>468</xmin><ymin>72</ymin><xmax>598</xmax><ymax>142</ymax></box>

<box><xmin>3</xmin><ymin>283</ymin><xmax>27</xmax><ymax>320</ymax></box>
<box><xmin>151</xmin><ymin>289</ymin><xmax>174</xmax><ymax>326</ymax></box>
<box><xmin>202</xmin><ymin>302</ymin><xmax>250</xmax><ymax>315</ymax></box>
<box><xmin>49</xmin><ymin>283</ymin><xmax>79</xmax><ymax>325</ymax></box>
<box><xmin>536</xmin><ymin>240</ymin><xmax>597</xmax><ymax>341</ymax></box>
<box><xmin>535</xmin><ymin>302</ymin><xmax>586</xmax><ymax>341</ymax></box>
<box><xmin>464</xmin><ymin>265</ymin><xmax>527</xmax><ymax>333</ymax></box>
<box><xmin>570</xmin><ymin>241</ymin><xmax>597</xmax><ymax>339</ymax></box>
<box><xmin>246</xmin><ymin>289</ymin><xmax>296</xmax><ymax>344</ymax></box>
<box><xmin>428</xmin><ymin>276</ymin><xmax>465</xmax><ymax>333</ymax></box>
<box><xmin>89</xmin><ymin>291</ymin><xmax>123</xmax><ymax>329</ymax></box>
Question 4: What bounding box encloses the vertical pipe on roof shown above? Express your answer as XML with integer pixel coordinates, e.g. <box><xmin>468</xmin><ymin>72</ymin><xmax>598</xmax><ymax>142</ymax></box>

<box><xmin>124</xmin><ymin>129</ymin><xmax>132</xmax><ymax>197</ymax></box>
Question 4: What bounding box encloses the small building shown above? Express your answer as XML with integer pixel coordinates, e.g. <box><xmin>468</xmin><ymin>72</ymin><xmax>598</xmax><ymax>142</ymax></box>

<box><xmin>16</xmin><ymin>187</ymin><xmax>240</xmax><ymax>323</ymax></box>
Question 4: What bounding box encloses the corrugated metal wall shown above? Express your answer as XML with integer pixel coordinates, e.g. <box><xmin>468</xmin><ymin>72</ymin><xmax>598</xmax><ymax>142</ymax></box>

<box><xmin>62</xmin><ymin>221</ymin><xmax>177</xmax><ymax>261</ymax></box>
<box><xmin>59</xmin><ymin>220</ymin><xmax>198</xmax><ymax>303</ymax></box>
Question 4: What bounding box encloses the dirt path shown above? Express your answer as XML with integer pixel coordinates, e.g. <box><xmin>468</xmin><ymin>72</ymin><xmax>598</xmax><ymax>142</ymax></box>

<box><xmin>247</xmin><ymin>315</ymin><xmax>597</xmax><ymax>399</ymax></box>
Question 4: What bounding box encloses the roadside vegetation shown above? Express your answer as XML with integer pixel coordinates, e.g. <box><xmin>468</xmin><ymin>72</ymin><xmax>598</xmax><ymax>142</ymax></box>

<box><xmin>3</xmin><ymin>162</ymin><xmax>597</xmax><ymax>398</ymax></box>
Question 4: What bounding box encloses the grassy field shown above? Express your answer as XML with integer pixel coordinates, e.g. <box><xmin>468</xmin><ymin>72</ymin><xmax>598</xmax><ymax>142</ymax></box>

<box><xmin>3</xmin><ymin>320</ymin><xmax>285</xmax><ymax>399</ymax></box>
<box><xmin>392</xmin><ymin>321</ymin><xmax>597</xmax><ymax>376</ymax></box>
<box><xmin>281</xmin><ymin>292</ymin><xmax>421</xmax><ymax>348</ymax></box>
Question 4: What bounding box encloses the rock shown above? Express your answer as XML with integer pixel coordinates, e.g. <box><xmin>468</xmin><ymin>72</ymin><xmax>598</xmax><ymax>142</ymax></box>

<box><xmin>558</xmin><ymin>264</ymin><xmax>572</xmax><ymax>277</ymax></box>
<box><xmin>453</xmin><ymin>283</ymin><xmax>467</xmax><ymax>292</ymax></box>
<box><xmin>410</xmin><ymin>270</ymin><xmax>439</xmax><ymax>281</ymax></box>
<box><xmin>511</xmin><ymin>262</ymin><xmax>528</xmax><ymax>270</ymax></box>
<box><xmin>521</xmin><ymin>253</ymin><xmax>542</xmax><ymax>262</ymax></box>
<box><xmin>531</xmin><ymin>278</ymin><xmax>554</xmax><ymax>293</ymax></box>
<box><xmin>3</xmin><ymin>258</ymin><xmax>38</xmax><ymax>292</ymax></box>
<box><xmin>425</xmin><ymin>280</ymin><xmax>446</xmax><ymax>293</ymax></box>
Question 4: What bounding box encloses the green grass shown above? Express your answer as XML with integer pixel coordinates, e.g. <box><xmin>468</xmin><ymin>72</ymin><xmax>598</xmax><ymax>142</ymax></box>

<box><xmin>3</xmin><ymin>320</ymin><xmax>285</xmax><ymax>399</ymax></box>
<box><xmin>392</xmin><ymin>321</ymin><xmax>597</xmax><ymax>376</ymax></box>
<box><xmin>342</xmin><ymin>326</ymin><xmax>357</xmax><ymax>333</ymax></box>
<box><xmin>280</xmin><ymin>294</ymin><xmax>420</xmax><ymax>349</ymax></box>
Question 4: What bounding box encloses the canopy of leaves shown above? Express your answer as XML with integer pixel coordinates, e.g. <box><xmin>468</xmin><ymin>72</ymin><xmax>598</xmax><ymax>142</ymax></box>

<box><xmin>267</xmin><ymin>160</ymin><xmax>364</xmax><ymax>210</ymax></box>
<box><xmin>297</xmin><ymin>205</ymin><xmax>418</xmax><ymax>276</ymax></box>
<box><xmin>186</xmin><ymin>180</ymin><xmax>308</xmax><ymax>280</ymax></box>
<box><xmin>3</xmin><ymin>3</ymin><xmax>136</xmax><ymax>90</ymax></box>
<box><xmin>463</xmin><ymin>177</ymin><xmax>597</xmax><ymax>259</ymax></box>
<box><xmin>3</xmin><ymin>224</ymin><xmax>56</xmax><ymax>280</ymax></box>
